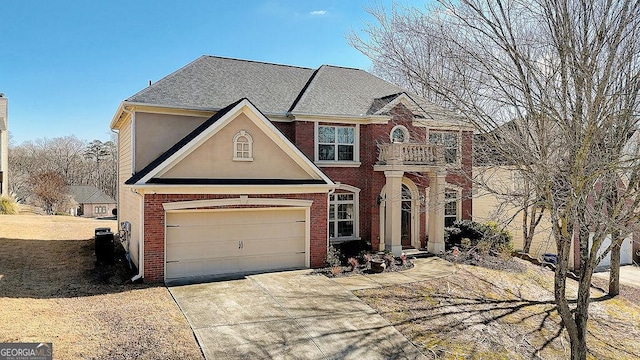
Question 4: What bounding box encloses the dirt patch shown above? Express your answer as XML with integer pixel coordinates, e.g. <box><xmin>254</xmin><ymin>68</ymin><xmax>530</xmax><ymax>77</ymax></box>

<box><xmin>355</xmin><ymin>258</ymin><xmax>640</xmax><ymax>359</ymax></box>
<box><xmin>0</xmin><ymin>214</ymin><xmax>203</xmax><ymax>359</ymax></box>
<box><xmin>591</xmin><ymin>276</ymin><xmax>640</xmax><ymax>306</ymax></box>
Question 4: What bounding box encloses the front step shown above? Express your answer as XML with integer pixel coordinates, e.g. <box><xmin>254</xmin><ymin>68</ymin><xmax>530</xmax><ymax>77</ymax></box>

<box><xmin>402</xmin><ymin>249</ymin><xmax>435</xmax><ymax>259</ymax></box>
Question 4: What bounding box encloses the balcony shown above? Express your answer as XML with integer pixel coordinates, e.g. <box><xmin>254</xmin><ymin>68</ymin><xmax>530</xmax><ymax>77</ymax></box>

<box><xmin>376</xmin><ymin>143</ymin><xmax>444</xmax><ymax>167</ymax></box>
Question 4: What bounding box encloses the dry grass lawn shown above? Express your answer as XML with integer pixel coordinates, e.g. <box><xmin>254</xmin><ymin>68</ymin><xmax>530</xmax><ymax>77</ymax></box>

<box><xmin>0</xmin><ymin>214</ymin><xmax>203</xmax><ymax>360</ymax></box>
<box><xmin>356</xmin><ymin>259</ymin><xmax>640</xmax><ymax>360</ymax></box>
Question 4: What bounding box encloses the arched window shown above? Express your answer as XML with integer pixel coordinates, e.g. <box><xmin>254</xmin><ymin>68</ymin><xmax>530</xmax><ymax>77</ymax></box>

<box><xmin>233</xmin><ymin>130</ymin><xmax>253</xmax><ymax>161</ymax></box>
<box><xmin>390</xmin><ymin>125</ymin><xmax>410</xmax><ymax>143</ymax></box>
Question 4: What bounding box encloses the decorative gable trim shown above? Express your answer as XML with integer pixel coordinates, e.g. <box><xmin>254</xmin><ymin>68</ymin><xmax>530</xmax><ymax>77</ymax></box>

<box><xmin>126</xmin><ymin>98</ymin><xmax>334</xmax><ymax>187</ymax></box>
<box><xmin>373</xmin><ymin>93</ymin><xmax>424</xmax><ymax>117</ymax></box>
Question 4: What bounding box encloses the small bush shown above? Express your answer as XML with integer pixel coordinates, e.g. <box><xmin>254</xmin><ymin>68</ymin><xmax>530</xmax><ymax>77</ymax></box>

<box><xmin>347</xmin><ymin>257</ymin><xmax>359</xmax><ymax>271</ymax></box>
<box><xmin>333</xmin><ymin>240</ymin><xmax>369</xmax><ymax>259</ymax></box>
<box><xmin>445</xmin><ymin>220</ymin><xmax>512</xmax><ymax>254</ymax></box>
<box><xmin>326</xmin><ymin>246</ymin><xmax>343</xmax><ymax>267</ymax></box>
<box><xmin>0</xmin><ymin>196</ymin><xmax>18</xmax><ymax>215</ymax></box>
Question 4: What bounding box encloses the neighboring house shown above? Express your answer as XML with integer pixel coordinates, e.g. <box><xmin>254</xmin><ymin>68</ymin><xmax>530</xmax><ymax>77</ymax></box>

<box><xmin>473</xmin><ymin>133</ymin><xmax>639</xmax><ymax>269</ymax></box>
<box><xmin>110</xmin><ymin>55</ymin><xmax>474</xmax><ymax>283</ymax></box>
<box><xmin>0</xmin><ymin>94</ymin><xmax>8</xmax><ymax>196</ymax></box>
<box><xmin>68</xmin><ymin>185</ymin><xmax>116</xmax><ymax>218</ymax></box>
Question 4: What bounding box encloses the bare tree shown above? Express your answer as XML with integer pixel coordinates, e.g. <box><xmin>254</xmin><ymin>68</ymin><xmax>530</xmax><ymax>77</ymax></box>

<box><xmin>29</xmin><ymin>171</ymin><xmax>68</xmax><ymax>215</ymax></box>
<box><xmin>351</xmin><ymin>1</ymin><xmax>640</xmax><ymax>359</ymax></box>
<box><xmin>9</xmin><ymin>135</ymin><xmax>118</xmax><ymax>204</ymax></box>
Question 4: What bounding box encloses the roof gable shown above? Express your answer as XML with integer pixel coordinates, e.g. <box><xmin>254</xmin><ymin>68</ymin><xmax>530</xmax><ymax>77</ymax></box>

<box><xmin>68</xmin><ymin>185</ymin><xmax>115</xmax><ymax>204</ymax></box>
<box><xmin>126</xmin><ymin>99</ymin><xmax>333</xmax><ymax>186</ymax></box>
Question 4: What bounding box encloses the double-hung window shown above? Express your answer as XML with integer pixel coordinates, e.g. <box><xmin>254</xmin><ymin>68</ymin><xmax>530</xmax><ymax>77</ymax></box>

<box><xmin>429</xmin><ymin>131</ymin><xmax>459</xmax><ymax>164</ymax></box>
<box><xmin>444</xmin><ymin>190</ymin><xmax>459</xmax><ymax>227</ymax></box>
<box><xmin>318</xmin><ymin>125</ymin><xmax>355</xmax><ymax>162</ymax></box>
<box><xmin>329</xmin><ymin>192</ymin><xmax>355</xmax><ymax>239</ymax></box>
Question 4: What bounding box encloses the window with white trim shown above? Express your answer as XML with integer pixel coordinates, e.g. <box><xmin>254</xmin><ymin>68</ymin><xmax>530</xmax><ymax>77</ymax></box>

<box><xmin>444</xmin><ymin>190</ymin><xmax>459</xmax><ymax>227</ymax></box>
<box><xmin>429</xmin><ymin>131</ymin><xmax>459</xmax><ymax>164</ymax></box>
<box><xmin>95</xmin><ymin>205</ymin><xmax>107</xmax><ymax>215</ymax></box>
<box><xmin>329</xmin><ymin>191</ymin><xmax>356</xmax><ymax>239</ymax></box>
<box><xmin>233</xmin><ymin>130</ymin><xmax>253</xmax><ymax>161</ymax></box>
<box><xmin>318</xmin><ymin>125</ymin><xmax>355</xmax><ymax>162</ymax></box>
<box><xmin>390</xmin><ymin>125</ymin><xmax>410</xmax><ymax>143</ymax></box>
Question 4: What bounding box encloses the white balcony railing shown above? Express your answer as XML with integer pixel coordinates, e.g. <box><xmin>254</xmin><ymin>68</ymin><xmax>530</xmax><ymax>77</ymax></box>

<box><xmin>377</xmin><ymin>143</ymin><xmax>444</xmax><ymax>165</ymax></box>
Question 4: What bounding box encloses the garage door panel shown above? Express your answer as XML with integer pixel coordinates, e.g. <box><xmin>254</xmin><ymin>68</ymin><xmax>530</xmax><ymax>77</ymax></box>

<box><xmin>242</xmin><ymin>236</ymin><xmax>306</xmax><ymax>256</ymax></box>
<box><xmin>165</xmin><ymin>208</ymin><xmax>307</xmax><ymax>281</ymax></box>
<box><xmin>589</xmin><ymin>233</ymin><xmax>634</xmax><ymax>269</ymax></box>
<box><xmin>167</xmin><ymin>257</ymin><xmax>240</xmax><ymax>279</ymax></box>
<box><xmin>167</xmin><ymin>241</ymin><xmax>240</xmax><ymax>261</ymax></box>
<box><xmin>240</xmin><ymin>253</ymin><xmax>305</xmax><ymax>273</ymax></box>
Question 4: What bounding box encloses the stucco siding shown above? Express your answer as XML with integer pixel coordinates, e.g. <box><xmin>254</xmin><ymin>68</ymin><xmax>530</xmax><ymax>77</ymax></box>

<box><xmin>160</xmin><ymin>113</ymin><xmax>315</xmax><ymax>180</ymax></box>
<box><xmin>134</xmin><ymin>112</ymin><xmax>208</xmax><ymax>172</ymax></box>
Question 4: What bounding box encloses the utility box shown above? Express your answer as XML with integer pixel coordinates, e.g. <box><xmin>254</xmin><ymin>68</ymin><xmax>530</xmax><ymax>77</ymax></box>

<box><xmin>95</xmin><ymin>230</ymin><xmax>115</xmax><ymax>264</ymax></box>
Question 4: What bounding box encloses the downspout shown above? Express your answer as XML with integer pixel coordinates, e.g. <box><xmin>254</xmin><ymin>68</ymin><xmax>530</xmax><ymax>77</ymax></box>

<box><xmin>118</xmin><ymin>106</ymin><xmax>145</xmax><ymax>282</ymax></box>
<box><xmin>131</xmin><ymin>188</ymin><xmax>144</xmax><ymax>282</ymax></box>
<box><xmin>327</xmin><ymin>184</ymin><xmax>337</xmax><ymax>249</ymax></box>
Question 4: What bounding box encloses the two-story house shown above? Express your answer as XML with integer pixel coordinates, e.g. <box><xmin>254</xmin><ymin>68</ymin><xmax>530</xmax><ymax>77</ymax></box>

<box><xmin>110</xmin><ymin>56</ymin><xmax>473</xmax><ymax>283</ymax></box>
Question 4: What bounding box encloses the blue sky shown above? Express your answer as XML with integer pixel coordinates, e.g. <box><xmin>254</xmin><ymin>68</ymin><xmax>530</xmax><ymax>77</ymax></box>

<box><xmin>1</xmin><ymin>0</ymin><xmax>426</xmax><ymax>145</ymax></box>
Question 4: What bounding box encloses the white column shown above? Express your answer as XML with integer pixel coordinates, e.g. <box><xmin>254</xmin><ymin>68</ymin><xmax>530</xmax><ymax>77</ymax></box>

<box><xmin>384</xmin><ymin>170</ymin><xmax>404</xmax><ymax>256</ymax></box>
<box><xmin>428</xmin><ymin>171</ymin><xmax>446</xmax><ymax>254</ymax></box>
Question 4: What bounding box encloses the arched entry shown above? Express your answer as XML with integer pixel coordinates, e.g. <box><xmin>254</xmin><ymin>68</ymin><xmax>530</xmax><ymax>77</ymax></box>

<box><xmin>379</xmin><ymin>178</ymin><xmax>421</xmax><ymax>251</ymax></box>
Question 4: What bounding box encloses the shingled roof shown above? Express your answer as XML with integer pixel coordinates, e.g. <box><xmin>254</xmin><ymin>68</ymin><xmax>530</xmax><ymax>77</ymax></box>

<box><xmin>126</xmin><ymin>56</ymin><xmax>315</xmax><ymax>115</ymax></box>
<box><xmin>68</xmin><ymin>185</ymin><xmax>115</xmax><ymax>204</ymax></box>
<box><xmin>123</xmin><ymin>55</ymin><xmax>463</xmax><ymax>123</ymax></box>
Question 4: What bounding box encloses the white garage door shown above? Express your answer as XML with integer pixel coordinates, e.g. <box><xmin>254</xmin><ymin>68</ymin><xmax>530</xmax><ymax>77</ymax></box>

<box><xmin>165</xmin><ymin>208</ymin><xmax>307</xmax><ymax>282</ymax></box>
<box><xmin>589</xmin><ymin>233</ymin><xmax>634</xmax><ymax>270</ymax></box>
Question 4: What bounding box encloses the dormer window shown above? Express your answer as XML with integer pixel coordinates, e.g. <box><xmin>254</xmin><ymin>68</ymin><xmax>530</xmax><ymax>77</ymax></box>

<box><xmin>233</xmin><ymin>130</ymin><xmax>253</xmax><ymax>161</ymax></box>
<box><xmin>390</xmin><ymin>125</ymin><xmax>409</xmax><ymax>143</ymax></box>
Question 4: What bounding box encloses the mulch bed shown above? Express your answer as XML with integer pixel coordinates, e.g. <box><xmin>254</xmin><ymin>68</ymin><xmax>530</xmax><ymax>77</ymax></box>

<box><xmin>313</xmin><ymin>256</ymin><xmax>414</xmax><ymax>278</ymax></box>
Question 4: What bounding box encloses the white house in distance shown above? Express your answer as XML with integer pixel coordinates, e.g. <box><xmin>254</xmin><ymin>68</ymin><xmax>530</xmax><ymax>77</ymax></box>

<box><xmin>0</xmin><ymin>93</ymin><xmax>8</xmax><ymax>196</ymax></box>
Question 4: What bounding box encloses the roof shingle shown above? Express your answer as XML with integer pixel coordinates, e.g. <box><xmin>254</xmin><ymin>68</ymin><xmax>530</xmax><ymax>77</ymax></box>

<box><xmin>123</xmin><ymin>55</ymin><xmax>464</xmax><ymax>124</ymax></box>
<box><xmin>68</xmin><ymin>185</ymin><xmax>115</xmax><ymax>204</ymax></box>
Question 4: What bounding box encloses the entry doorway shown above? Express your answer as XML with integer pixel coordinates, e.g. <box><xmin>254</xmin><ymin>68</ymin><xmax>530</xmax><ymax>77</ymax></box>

<box><xmin>401</xmin><ymin>184</ymin><xmax>412</xmax><ymax>248</ymax></box>
<box><xmin>379</xmin><ymin>179</ymin><xmax>420</xmax><ymax>251</ymax></box>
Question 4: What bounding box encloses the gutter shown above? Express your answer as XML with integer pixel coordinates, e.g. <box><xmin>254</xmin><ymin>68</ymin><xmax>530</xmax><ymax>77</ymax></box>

<box><xmin>130</xmin><ymin>188</ymin><xmax>144</xmax><ymax>282</ymax></box>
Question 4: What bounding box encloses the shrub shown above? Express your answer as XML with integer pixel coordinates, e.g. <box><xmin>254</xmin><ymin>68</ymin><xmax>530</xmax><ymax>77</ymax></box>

<box><xmin>347</xmin><ymin>257</ymin><xmax>359</xmax><ymax>271</ymax></box>
<box><xmin>445</xmin><ymin>220</ymin><xmax>512</xmax><ymax>254</ymax></box>
<box><xmin>326</xmin><ymin>246</ymin><xmax>343</xmax><ymax>267</ymax></box>
<box><xmin>0</xmin><ymin>196</ymin><xmax>18</xmax><ymax>215</ymax></box>
<box><xmin>333</xmin><ymin>240</ymin><xmax>369</xmax><ymax>259</ymax></box>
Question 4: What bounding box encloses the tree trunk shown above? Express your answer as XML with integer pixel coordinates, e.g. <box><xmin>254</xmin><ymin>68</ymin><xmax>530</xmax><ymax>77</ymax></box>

<box><xmin>554</xmin><ymin>231</ymin><xmax>583</xmax><ymax>359</ymax></box>
<box><xmin>609</xmin><ymin>234</ymin><xmax>621</xmax><ymax>296</ymax></box>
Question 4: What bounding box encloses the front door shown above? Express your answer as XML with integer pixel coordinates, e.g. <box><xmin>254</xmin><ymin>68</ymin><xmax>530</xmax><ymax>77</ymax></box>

<box><xmin>401</xmin><ymin>184</ymin><xmax>412</xmax><ymax>248</ymax></box>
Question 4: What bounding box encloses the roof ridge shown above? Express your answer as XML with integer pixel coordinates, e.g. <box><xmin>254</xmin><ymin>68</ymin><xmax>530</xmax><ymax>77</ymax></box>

<box><xmin>319</xmin><ymin>64</ymin><xmax>367</xmax><ymax>71</ymax></box>
<box><xmin>203</xmin><ymin>55</ymin><xmax>314</xmax><ymax>71</ymax></box>
<box><xmin>125</xmin><ymin>55</ymin><xmax>210</xmax><ymax>102</ymax></box>
<box><xmin>288</xmin><ymin>67</ymin><xmax>321</xmax><ymax>113</ymax></box>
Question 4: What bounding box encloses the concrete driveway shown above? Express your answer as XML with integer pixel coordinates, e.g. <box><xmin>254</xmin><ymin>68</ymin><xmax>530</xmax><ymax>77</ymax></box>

<box><xmin>593</xmin><ymin>264</ymin><xmax>640</xmax><ymax>289</ymax></box>
<box><xmin>168</xmin><ymin>258</ymin><xmax>455</xmax><ymax>359</ymax></box>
